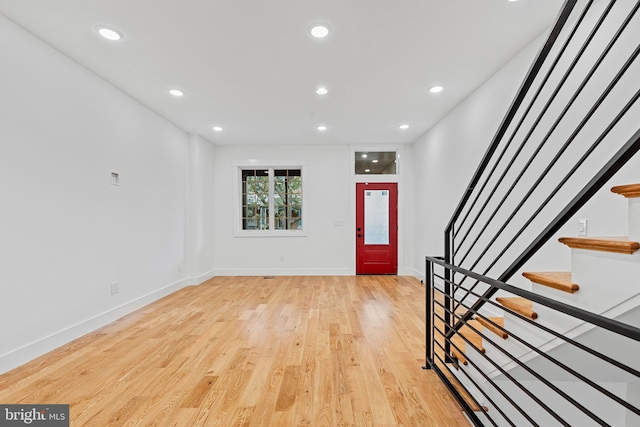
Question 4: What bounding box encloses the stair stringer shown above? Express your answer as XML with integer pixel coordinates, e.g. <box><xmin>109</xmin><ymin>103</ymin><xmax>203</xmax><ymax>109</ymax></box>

<box><xmin>482</xmin><ymin>246</ymin><xmax>640</xmax><ymax>379</ymax></box>
<box><xmin>487</xmin><ymin>290</ymin><xmax>640</xmax><ymax>380</ymax></box>
<box><xmin>485</xmin><ymin>378</ymin><xmax>630</xmax><ymax>427</ymax></box>
<box><xmin>453</xmin><ymin>303</ymin><xmax>640</xmax><ymax>427</ymax></box>
<box><xmin>468</xmin><ymin>297</ymin><xmax>640</xmax><ymax>426</ymax></box>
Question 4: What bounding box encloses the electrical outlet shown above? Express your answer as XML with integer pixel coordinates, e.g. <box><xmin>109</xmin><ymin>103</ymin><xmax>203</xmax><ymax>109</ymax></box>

<box><xmin>110</xmin><ymin>282</ymin><xmax>119</xmax><ymax>295</ymax></box>
<box><xmin>578</xmin><ymin>219</ymin><xmax>587</xmax><ymax>236</ymax></box>
<box><xmin>280</xmin><ymin>255</ymin><xmax>284</xmax><ymax>261</ymax></box>
<box><xmin>110</xmin><ymin>171</ymin><xmax>120</xmax><ymax>186</ymax></box>
<box><xmin>178</xmin><ymin>264</ymin><xmax>182</xmax><ymax>272</ymax></box>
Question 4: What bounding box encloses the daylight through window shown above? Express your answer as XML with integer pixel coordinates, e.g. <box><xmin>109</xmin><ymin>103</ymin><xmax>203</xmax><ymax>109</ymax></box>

<box><xmin>241</xmin><ymin>168</ymin><xmax>302</xmax><ymax>231</ymax></box>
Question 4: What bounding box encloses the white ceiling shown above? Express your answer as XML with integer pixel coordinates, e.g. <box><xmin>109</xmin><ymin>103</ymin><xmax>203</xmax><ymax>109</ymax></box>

<box><xmin>0</xmin><ymin>0</ymin><xmax>564</xmax><ymax>146</ymax></box>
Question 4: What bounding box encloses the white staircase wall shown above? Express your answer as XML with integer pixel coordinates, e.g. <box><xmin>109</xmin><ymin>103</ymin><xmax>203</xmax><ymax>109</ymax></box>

<box><xmin>486</xmin><ymin>380</ymin><xmax>630</xmax><ymax>427</ymax></box>
<box><xmin>449</xmin><ymin>363</ymin><xmax>488</xmax><ymax>410</ymax></box>
<box><xmin>455</xmin><ymin>343</ymin><xmax>493</xmax><ymax>387</ymax></box>
<box><xmin>570</xmin><ymin>248</ymin><xmax>640</xmax><ymax>314</ymax></box>
<box><xmin>627</xmin><ymin>380</ymin><xmax>640</xmax><ymax>427</ymax></box>
<box><xmin>488</xmin><ymin>244</ymin><xmax>640</xmax><ymax>379</ymax></box>
<box><xmin>489</xmin><ymin>290</ymin><xmax>640</xmax><ymax>381</ymax></box>
<box><xmin>479</xmin><ymin>301</ymin><xmax>640</xmax><ymax>426</ymax></box>
<box><xmin>451</xmin><ymin>334</ymin><xmax>640</xmax><ymax>426</ymax></box>
<box><xmin>482</xmin><ymin>328</ymin><xmax>532</xmax><ymax>377</ymax></box>
<box><xmin>628</xmin><ymin>197</ymin><xmax>640</xmax><ymax>242</ymax></box>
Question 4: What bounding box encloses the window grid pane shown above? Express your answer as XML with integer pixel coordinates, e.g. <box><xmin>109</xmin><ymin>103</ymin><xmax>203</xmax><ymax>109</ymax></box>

<box><xmin>242</xmin><ymin>169</ymin><xmax>269</xmax><ymax>230</ymax></box>
<box><xmin>274</xmin><ymin>169</ymin><xmax>302</xmax><ymax>230</ymax></box>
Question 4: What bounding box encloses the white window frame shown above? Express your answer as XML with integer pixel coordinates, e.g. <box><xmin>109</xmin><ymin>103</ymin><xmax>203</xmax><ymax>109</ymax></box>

<box><xmin>233</xmin><ymin>160</ymin><xmax>307</xmax><ymax>237</ymax></box>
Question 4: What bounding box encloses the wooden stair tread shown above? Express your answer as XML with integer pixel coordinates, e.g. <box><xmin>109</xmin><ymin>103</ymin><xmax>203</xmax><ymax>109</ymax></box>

<box><xmin>475</xmin><ymin>316</ymin><xmax>508</xmax><ymax>339</ymax></box>
<box><xmin>558</xmin><ymin>236</ymin><xmax>640</xmax><ymax>254</ymax></box>
<box><xmin>451</xmin><ymin>320</ymin><xmax>485</xmax><ymax>365</ymax></box>
<box><xmin>450</xmin><ymin>337</ymin><xmax>468</xmax><ymax>366</ymax></box>
<box><xmin>439</xmin><ymin>363</ymin><xmax>488</xmax><ymax>413</ymax></box>
<box><xmin>460</xmin><ymin>320</ymin><xmax>485</xmax><ymax>353</ymax></box>
<box><xmin>454</xmin><ymin>306</ymin><xmax>469</xmax><ymax>317</ymax></box>
<box><xmin>611</xmin><ymin>183</ymin><xmax>640</xmax><ymax>198</ymax></box>
<box><xmin>522</xmin><ymin>271</ymin><xmax>579</xmax><ymax>293</ymax></box>
<box><xmin>496</xmin><ymin>297</ymin><xmax>538</xmax><ymax>320</ymax></box>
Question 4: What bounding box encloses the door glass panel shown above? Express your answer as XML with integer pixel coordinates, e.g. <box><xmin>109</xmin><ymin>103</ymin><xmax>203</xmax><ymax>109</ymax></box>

<box><xmin>364</xmin><ymin>190</ymin><xmax>389</xmax><ymax>244</ymax></box>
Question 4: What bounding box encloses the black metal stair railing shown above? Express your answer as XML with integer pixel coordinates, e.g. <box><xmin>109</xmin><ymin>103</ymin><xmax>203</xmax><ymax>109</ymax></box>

<box><xmin>424</xmin><ymin>0</ymin><xmax>640</xmax><ymax>425</ymax></box>
<box><xmin>425</xmin><ymin>257</ymin><xmax>640</xmax><ymax>427</ymax></box>
<box><xmin>451</xmin><ymin>0</ymin><xmax>640</xmax><ymax>322</ymax></box>
<box><xmin>441</xmin><ymin>0</ymin><xmax>640</xmax><ymax>337</ymax></box>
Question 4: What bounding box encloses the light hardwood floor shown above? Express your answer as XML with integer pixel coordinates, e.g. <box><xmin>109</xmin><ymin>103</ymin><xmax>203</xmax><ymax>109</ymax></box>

<box><xmin>0</xmin><ymin>276</ymin><xmax>469</xmax><ymax>426</ymax></box>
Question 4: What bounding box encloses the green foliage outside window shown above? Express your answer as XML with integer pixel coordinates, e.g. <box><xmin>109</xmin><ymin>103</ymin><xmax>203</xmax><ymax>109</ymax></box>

<box><xmin>241</xmin><ymin>168</ymin><xmax>302</xmax><ymax>231</ymax></box>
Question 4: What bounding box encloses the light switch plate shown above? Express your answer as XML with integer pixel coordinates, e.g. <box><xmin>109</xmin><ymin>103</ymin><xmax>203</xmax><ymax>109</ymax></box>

<box><xmin>578</xmin><ymin>219</ymin><xmax>587</xmax><ymax>236</ymax></box>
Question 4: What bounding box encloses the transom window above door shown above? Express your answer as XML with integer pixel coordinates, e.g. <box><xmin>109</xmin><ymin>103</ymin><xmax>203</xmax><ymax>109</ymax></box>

<box><xmin>355</xmin><ymin>151</ymin><xmax>397</xmax><ymax>175</ymax></box>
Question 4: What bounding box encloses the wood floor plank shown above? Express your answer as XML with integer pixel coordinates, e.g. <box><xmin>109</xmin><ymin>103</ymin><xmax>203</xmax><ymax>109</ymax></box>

<box><xmin>0</xmin><ymin>276</ymin><xmax>469</xmax><ymax>426</ymax></box>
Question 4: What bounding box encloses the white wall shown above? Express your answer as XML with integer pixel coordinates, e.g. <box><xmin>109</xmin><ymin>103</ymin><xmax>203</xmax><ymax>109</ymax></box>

<box><xmin>0</xmin><ymin>15</ymin><xmax>215</xmax><ymax>373</ymax></box>
<box><xmin>212</xmin><ymin>144</ymin><xmax>354</xmax><ymax>275</ymax></box>
<box><xmin>401</xmin><ymin>144</ymin><xmax>415</xmax><ymax>276</ymax></box>
<box><xmin>411</xmin><ymin>36</ymin><xmax>540</xmax><ymax>280</ymax></box>
<box><xmin>212</xmin><ymin>144</ymin><xmax>415</xmax><ymax>276</ymax></box>
<box><xmin>188</xmin><ymin>134</ymin><xmax>217</xmax><ymax>283</ymax></box>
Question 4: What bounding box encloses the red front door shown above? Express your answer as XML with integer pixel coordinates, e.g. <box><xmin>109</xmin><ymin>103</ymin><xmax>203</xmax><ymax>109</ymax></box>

<box><xmin>356</xmin><ymin>182</ymin><xmax>398</xmax><ymax>275</ymax></box>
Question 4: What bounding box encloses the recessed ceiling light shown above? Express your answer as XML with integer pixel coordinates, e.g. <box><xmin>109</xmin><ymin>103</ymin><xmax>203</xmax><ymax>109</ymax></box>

<box><xmin>317</xmin><ymin>125</ymin><xmax>328</xmax><ymax>131</ymax></box>
<box><xmin>365</xmin><ymin>169</ymin><xmax>371</xmax><ymax>173</ymax></box>
<box><xmin>212</xmin><ymin>126</ymin><xmax>223</xmax><ymax>132</ymax></box>
<box><xmin>372</xmin><ymin>159</ymin><xmax>379</xmax><ymax>163</ymax></box>
<box><xmin>361</xmin><ymin>154</ymin><xmax>368</xmax><ymax>158</ymax></box>
<box><xmin>169</xmin><ymin>89</ymin><xmax>184</xmax><ymax>97</ymax></box>
<box><xmin>429</xmin><ymin>85</ymin><xmax>444</xmax><ymax>94</ymax></box>
<box><xmin>309</xmin><ymin>23</ymin><xmax>331</xmax><ymax>38</ymax></box>
<box><xmin>316</xmin><ymin>87</ymin><xmax>328</xmax><ymax>95</ymax></box>
<box><xmin>507</xmin><ymin>0</ymin><xmax>519</xmax><ymax>2</ymax></box>
<box><xmin>399</xmin><ymin>124</ymin><xmax>410</xmax><ymax>130</ymax></box>
<box><xmin>96</xmin><ymin>26</ymin><xmax>122</xmax><ymax>41</ymax></box>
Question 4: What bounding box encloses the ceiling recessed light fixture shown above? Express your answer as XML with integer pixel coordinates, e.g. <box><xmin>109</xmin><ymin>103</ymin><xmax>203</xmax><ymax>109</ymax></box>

<box><xmin>429</xmin><ymin>85</ymin><xmax>444</xmax><ymax>94</ymax></box>
<box><xmin>316</xmin><ymin>87</ymin><xmax>328</xmax><ymax>95</ymax></box>
<box><xmin>317</xmin><ymin>125</ymin><xmax>328</xmax><ymax>131</ymax></box>
<box><xmin>372</xmin><ymin>159</ymin><xmax>379</xmax><ymax>163</ymax></box>
<box><xmin>309</xmin><ymin>23</ymin><xmax>331</xmax><ymax>39</ymax></box>
<box><xmin>212</xmin><ymin>126</ymin><xmax>223</xmax><ymax>132</ymax></box>
<box><xmin>169</xmin><ymin>89</ymin><xmax>184</xmax><ymax>97</ymax></box>
<box><xmin>365</xmin><ymin>169</ymin><xmax>371</xmax><ymax>173</ymax></box>
<box><xmin>96</xmin><ymin>26</ymin><xmax>123</xmax><ymax>41</ymax></box>
<box><xmin>399</xmin><ymin>124</ymin><xmax>410</xmax><ymax>130</ymax></box>
<box><xmin>361</xmin><ymin>154</ymin><xmax>368</xmax><ymax>158</ymax></box>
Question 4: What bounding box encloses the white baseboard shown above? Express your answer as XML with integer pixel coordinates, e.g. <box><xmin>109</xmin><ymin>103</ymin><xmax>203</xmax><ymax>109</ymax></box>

<box><xmin>213</xmin><ymin>267</ymin><xmax>353</xmax><ymax>276</ymax></box>
<box><xmin>408</xmin><ymin>268</ymin><xmax>425</xmax><ymax>283</ymax></box>
<box><xmin>190</xmin><ymin>269</ymin><xmax>216</xmax><ymax>285</ymax></box>
<box><xmin>213</xmin><ymin>268</ymin><xmax>424</xmax><ymax>278</ymax></box>
<box><xmin>0</xmin><ymin>278</ymin><xmax>190</xmax><ymax>375</ymax></box>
